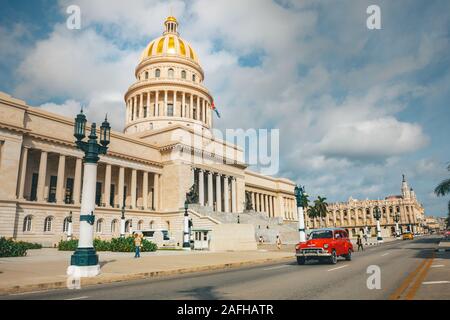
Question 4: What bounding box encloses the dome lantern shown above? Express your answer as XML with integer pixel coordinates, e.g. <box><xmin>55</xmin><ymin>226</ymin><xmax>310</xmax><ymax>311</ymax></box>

<box><xmin>164</xmin><ymin>16</ymin><xmax>179</xmax><ymax>35</ymax></box>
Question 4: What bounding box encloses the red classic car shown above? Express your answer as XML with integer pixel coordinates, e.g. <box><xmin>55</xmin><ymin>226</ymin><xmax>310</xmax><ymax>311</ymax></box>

<box><xmin>295</xmin><ymin>228</ymin><xmax>354</xmax><ymax>265</ymax></box>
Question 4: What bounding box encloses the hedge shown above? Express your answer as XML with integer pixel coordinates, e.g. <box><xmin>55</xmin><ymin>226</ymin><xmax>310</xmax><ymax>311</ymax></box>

<box><xmin>0</xmin><ymin>237</ymin><xmax>42</xmax><ymax>257</ymax></box>
<box><xmin>58</xmin><ymin>237</ymin><xmax>157</xmax><ymax>252</ymax></box>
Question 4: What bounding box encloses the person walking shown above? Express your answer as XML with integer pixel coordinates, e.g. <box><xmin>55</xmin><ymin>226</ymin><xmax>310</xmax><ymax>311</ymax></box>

<box><xmin>134</xmin><ymin>233</ymin><xmax>142</xmax><ymax>258</ymax></box>
<box><xmin>356</xmin><ymin>234</ymin><xmax>364</xmax><ymax>251</ymax></box>
<box><xmin>276</xmin><ymin>235</ymin><xmax>282</xmax><ymax>250</ymax></box>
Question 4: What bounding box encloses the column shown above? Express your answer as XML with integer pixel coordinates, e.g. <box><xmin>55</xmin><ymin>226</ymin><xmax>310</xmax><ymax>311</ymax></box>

<box><xmin>36</xmin><ymin>150</ymin><xmax>48</xmax><ymax>202</ymax></box>
<box><xmin>153</xmin><ymin>173</ymin><xmax>159</xmax><ymax>210</ymax></box>
<box><xmin>133</xmin><ymin>96</ymin><xmax>137</xmax><ymax>120</ymax></box>
<box><xmin>131</xmin><ymin>169</ymin><xmax>137</xmax><ymax>209</ymax></box>
<box><xmin>173</xmin><ymin>90</ymin><xmax>177</xmax><ymax>116</ymax></box>
<box><xmin>155</xmin><ymin>91</ymin><xmax>159</xmax><ymax>116</ymax></box>
<box><xmin>142</xmin><ymin>171</ymin><xmax>148</xmax><ymax>209</ymax></box>
<box><xmin>203</xmin><ymin>99</ymin><xmax>206</xmax><ymax>123</ymax></box>
<box><xmin>231</xmin><ymin>177</ymin><xmax>237</xmax><ymax>213</ymax></box>
<box><xmin>198</xmin><ymin>169</ymin><xmax>204</xmax><ymax>206</ymax></box>
<box><xmin>140</xmin><ymin>93</ymin><xmax>144</xmax><ymax>118</ymax></box>
<box><xmin>252</xmin><ymin>192</ymin><xmax>256</xmax><ymax>211</ymax></box>
<box><xmin>196</xmin><ymin>95</ymin><xmax>200</xmax><ymax>120</ymax></box>
<box><xmin>73</xmin><ymin>157</ymin><xmax>82</xmax><ymax>205</ymax></box>
<box><xmin>215</xmin><ymin>174</ymin><xmax>222</xmax><ymax>212</ymax></box>
<box><xmin>207</xmin><ymin>171</ymin><xmax>213</xmax><ymax>207</ymax></box>
<box><xmin>147</xmin><ymin>92</ymin><xmax>150</xmax><ymax>118</ymax></box>
<box><xmin>104</xmin><ymin>164</ymin><xmax>111</xmax><ymax>207</ymax></box>
<box><xmin>118</xmin><ymin>167</ymin><xmax>125</xmax><ymax>208</ymax></box>
<box><xmin>182</xmin><ymin>92</ymin><xmax>186</xmax><ymax>118</ymax></box>
<box><xmin>223</xmin><ymin>176</ymin><xmax>230</xmax><ymax>212</ymax></box>
<box><xmin>190</xmin><ymin>94</ymin><xmax>193</xmax><ymax>119</ymax></box>
<box><xmin>164</xmin><ymin>90</ymin><xmax>168</xmax><ymax>116</ymax></box>
<box><xmin>255</xmin><ymin>193</ymin><xmax>260</xmax><ymax>212</ymax></box>
<box><xmin>56</xmin><ymin>154</ymin><xmax>66</xmax><ymax>204</ymax></box>
<box><xmin>17</xmin><ymin>146</ymin><xmax>29</xmax><ymax>199</ymax></box>
<box><xmin>269</xmin><ymin>196</ymin><xmax>274</xmax><ymax>218</ymax></box>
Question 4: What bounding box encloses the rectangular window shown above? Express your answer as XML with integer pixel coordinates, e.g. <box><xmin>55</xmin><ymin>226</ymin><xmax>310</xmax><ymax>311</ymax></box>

<box><xmin>110</xmin><ymin>184</ymin><xmax>115</xmax><ymax>207</ymax></box>
<box><xmin>30</xmin><ymin>173</ymin><xmax>38</xmax><ymax>201</ymax></box>
<box><xmin>48</xmin><ymin>176</ymin><xmax>57</xmax><ymax>203</ymax></box>
<box><xmin>167</xmin><ymin>103</ymin><xmax>174</xmax><ymax>116</ymax></box>
<box><xmin>95</xmin><ymin>182</ymin><xmax>102</xmax><ymax>206</ymax></box>
<box><xmin>123</xmin><ymin>186</ymin><xmax>127</xmax><ymax>207</ymax></box>
<box><xmin>65</xmin><ymin>178</ymin><xmax>74</xmax><ymax>204</ymax></box>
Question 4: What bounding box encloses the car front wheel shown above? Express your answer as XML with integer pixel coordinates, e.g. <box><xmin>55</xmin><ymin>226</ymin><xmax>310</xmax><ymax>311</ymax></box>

<box><xmin>297</xmin><ymin>256</ymin><xmax>306</xmax><ymax>265</ymax></box>
<box><xmin>329</xmin><ymin>250</ymin><xmax>337</xmax><ymax>264</ymax></box>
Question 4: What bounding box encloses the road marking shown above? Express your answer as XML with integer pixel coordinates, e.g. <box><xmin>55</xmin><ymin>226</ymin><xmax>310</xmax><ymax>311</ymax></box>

<box><xmin>405</xmin><ymin>252</ymin><xmax>435</xmax><ymax>300</ymax></box>
<box><xmin>263</xmin><ymin>265</ymin><xmax>289</xmax><ymax>271</ymax></box>
<box><xmin>422</xmin><ymin>281</ymin><xmax>450</xmax><ymax>285</ymax></box>
<box><xmin>431</xmin><ymin>264</ymin><xmax>444</xmax><ymax>268</ymax></box>
<box><xmin>327</xmin><ymin>265</ymin><xmax>348</xmax><ymax>272</ymax></box>
<box><xmin>64</xmin><ymin>296</ymin><xmax>89</xmax><ymax>300</ymax></box>
<box><xmin>381</xmin><ymin>252</ymin><xmax>390</xmax><ymax>257</ymax></box>
<box><xmin>389</xmin><ymin>259</ymin><xmax>427</xmax><ymax>300</ymax></box>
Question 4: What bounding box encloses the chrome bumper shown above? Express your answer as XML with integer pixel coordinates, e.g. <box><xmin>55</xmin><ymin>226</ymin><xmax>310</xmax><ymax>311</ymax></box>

<box><xmin>296</xmin><ymin>248</ymin><xmax>331</xmax><ymax>257</ymax></box>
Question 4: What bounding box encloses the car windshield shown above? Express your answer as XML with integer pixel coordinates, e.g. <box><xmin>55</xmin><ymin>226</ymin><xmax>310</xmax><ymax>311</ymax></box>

<box><xmin>309</xmin><ymin>230</ymin><xmax>333</xmax><ymax>239</ymax></box>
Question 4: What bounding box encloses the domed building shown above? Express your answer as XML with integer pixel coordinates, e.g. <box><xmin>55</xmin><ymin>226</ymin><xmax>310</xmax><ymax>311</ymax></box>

<box><xmin>0</xmin><ymin>17</ymin><xmax>298</xmax><ymax>248</ymax></box>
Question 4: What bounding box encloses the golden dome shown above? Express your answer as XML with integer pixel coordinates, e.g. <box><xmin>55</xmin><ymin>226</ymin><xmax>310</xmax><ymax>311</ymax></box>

<box><xmin>139</xmin><ymin>17</ymin><xmax>199</xmax><ymax>64</ymax></box>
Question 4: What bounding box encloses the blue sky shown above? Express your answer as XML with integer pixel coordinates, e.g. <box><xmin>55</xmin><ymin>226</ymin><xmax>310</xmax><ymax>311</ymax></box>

<box><xmin>0</xmin><ymin>0</ymin><xmax>449</xmax><ymax>216</ymax></box>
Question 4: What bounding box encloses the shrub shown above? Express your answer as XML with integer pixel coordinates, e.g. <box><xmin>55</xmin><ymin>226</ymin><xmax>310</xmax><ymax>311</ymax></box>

<box><xmin>58</xmin><ymin>239</ymin><xmax>78</xmax><ymax>251</ymax></box>
<box><xmin>0</xmin><ymin>237</ymin><xmax>28</xmax><ymax>257</ymax></box>
<box><xmin>93</xmin><ymin>238</ymin><xmax>111</xmax><ymax>251</ymax></box>
<box><xmin>16</xmin><ymin>241</ymin><xmax>42</xmax><ymax>250</ymax></box>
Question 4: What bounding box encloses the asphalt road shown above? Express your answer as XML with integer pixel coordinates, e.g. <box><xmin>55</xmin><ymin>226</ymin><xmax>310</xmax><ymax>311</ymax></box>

<box><xmin>3</xmin><ymin>236</ymin><xmax>447</xmax><ymax>300</ymax></box>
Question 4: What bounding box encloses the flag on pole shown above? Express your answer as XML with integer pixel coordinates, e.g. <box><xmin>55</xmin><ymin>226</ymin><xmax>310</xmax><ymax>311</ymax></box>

<box><xmin>211</xmin><ymin>100</ymin><xmax>221</xmax><ymax>118</ymax></box>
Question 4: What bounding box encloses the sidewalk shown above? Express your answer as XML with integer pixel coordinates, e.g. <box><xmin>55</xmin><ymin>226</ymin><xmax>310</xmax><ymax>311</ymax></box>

<box><xmin>0</xmin><ymin>247</ymin><xmax>294</xmax><ymax>295</ymax></box>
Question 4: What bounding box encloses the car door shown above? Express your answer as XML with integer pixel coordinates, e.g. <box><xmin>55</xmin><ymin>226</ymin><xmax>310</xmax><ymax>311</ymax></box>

<box><xmin>336</xmin><ymin>230</ymin><xmax>346</xmax><ymax>255</ymax></box>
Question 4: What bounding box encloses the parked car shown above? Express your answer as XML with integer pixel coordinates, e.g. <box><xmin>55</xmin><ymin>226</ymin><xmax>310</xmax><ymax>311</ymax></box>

<box><xmin>295</xmin><ymin>228</ymin><xmax>353</xmax><ymax>265</ymax></box>
<box><xmin>402</xmin><ymin>232</ymin><xmax>414</xmax><ymax>240</ymax></box>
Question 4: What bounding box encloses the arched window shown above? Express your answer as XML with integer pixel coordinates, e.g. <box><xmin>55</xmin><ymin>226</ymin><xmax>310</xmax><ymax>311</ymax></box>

<box><xmin>145</xmin><ymin>71</ymin><xmax>149</xmax><ymax>79</ymax></box>
<box><xmin>111</xmin><ymin>219</ymin><xmax>118</xmax><ymax>234</ymax></box>
<box><xmin>181</xmin><ymin>70</ymin><xmax>186</xmax><ymax>79</ymax></box>
<box><xmin>44</xmin><ymin>216</ymin><xmax>53</xmax><ymax>232</ymax></box>
<box><xmin>168</xmin><ymin>68</ymin><xmax>174</xmax><ymax>78</ymax></box>
<box><xmin>96</xmin><ymin>219</ymin><xmax>104</xmax><ymax>233</ymax></box>
<box><xmin>137</xmin><ymin>220</ymin><xmax>144</xmax><ymax>231</ymax></box>
<box><xmin>23</xmin><ymin>215</ymin><xmax>32</xmax><ymax>232</ymax></box>
<box><xmin>63</xmin><ymin>217</ymin><xmax>70</xmax><ymax>232</ymax></box>
<box><xmin>192</xmin><ymin>74</ymin><xmax>196</xmax><ymax>82</ymax></box>
<box><xmin>149</xmin><ymin>221</ymin><xmax>154</xmax><ymax>229</ymax></box>
<box><xmin>155</xmin><ymin>69</ymin><xmax>161</xmax><ymax>78</ymax></box>
<box><xmin>125</xmin><ymin>219</ymin><xmax>132</xmax><ymax>233</ymax></box>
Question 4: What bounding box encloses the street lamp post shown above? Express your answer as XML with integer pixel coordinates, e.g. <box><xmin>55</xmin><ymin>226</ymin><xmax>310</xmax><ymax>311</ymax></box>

<box><xmin>373</xmin><ymin>206</ymin><xmax>383</xmax><ymax>243</ymax></box>
<box><xmin>393</xmin><ymin>212</ymin><xmax>400</xmax><ymax>238</ymax></box>
<box><xmin>183</xmin><ymin>201</ymin><xmax>191</xmax><ymax>250</ymax></box>
<box><xmin>67</xmin><ymin>211</ymin><xmax>73</xmax><ymax>240</ymax></box>
<box><xmin>120</xmin><ymin>206</ymin><xmax>126</xmax><ymax>238</ymax></box>
<box><xmin>67</xmin><ymin>110</ymin><xmax>110</xmax><ymax>278</ymax></box>
<box><xmin>295</xmin><ymin>185</ymin><xmax>307</xmax><ymax>243</ymax></box>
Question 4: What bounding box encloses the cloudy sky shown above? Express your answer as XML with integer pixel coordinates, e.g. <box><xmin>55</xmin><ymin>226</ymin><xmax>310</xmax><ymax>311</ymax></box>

<box><xmin>1</xmin><ymin>0</ymin><xmax>449</xmax><ymax>216</ymax></box>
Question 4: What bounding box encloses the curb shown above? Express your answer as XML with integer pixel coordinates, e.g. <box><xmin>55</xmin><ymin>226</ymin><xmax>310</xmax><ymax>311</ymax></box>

<box><xmin>0</xmin><ymin>255</ymin><xmax>294</xmax><ymax>296</ymax></box>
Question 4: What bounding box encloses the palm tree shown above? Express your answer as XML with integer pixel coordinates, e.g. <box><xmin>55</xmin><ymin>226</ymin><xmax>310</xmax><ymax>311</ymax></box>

<box><xmin>307</xmin><ymin>206</ymin><xmax>318</xmax><ymax>228</ymax></box>
<box><xmin>435</xmin><ymin>164</ymin><xmax>450</xmax><ymax>228</ymax></box>
<box><xmin>314</xmin><ymin>196</ymin><xmax>328</xmax><ymax>228</ymax></box>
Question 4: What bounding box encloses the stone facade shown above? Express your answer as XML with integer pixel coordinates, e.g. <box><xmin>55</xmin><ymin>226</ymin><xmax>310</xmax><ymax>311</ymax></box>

<box><xmin>305</xmin><ymin>175</ymin><xmax>426</xmax><ymax>237</ymax></box>
<box><xmin>0</xmin><ymin>17</ymin><xmax>295</xmax><ymax>247</ymax></box>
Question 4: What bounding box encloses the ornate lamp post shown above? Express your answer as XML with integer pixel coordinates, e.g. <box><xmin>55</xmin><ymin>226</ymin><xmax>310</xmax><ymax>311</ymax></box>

<box><xmin>120</xmin><ymin>206</ymin><xmax>126</xmax><ymax>238</ymax></box>
<box><xmin>295</xmin><ymin>185</ymin><xmax>307</xmax><ymax>243</ymax></box>
<box><xmin>183</xmin><ymin>200</ymin><xmax>191</xmax><ymax>250</ymax></box>
<box><xmin>67</xmin><ymin>110</ymin><xmax>110</xmax><ymax>278</ymax></box>
<box><xmin>67</xmin><ymin>211</ymin><xmax>73</xmax><ymax>240</ymax></box>
<box><xmin>373</xmin><ymin>206</ymin><xmax>383</xmax><ymax>243</ymax></box>
<box><xmin>393</xmin><ymin>212</ymin><xmax>400</xmax><ymax>238</ymax></box>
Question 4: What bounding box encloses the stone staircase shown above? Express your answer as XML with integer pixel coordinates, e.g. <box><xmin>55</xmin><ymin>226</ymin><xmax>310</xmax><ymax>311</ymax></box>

<box><xmin>188</xmin><ymin>204</ymin><xmax>301</xmax><ymax>244</ymax></box>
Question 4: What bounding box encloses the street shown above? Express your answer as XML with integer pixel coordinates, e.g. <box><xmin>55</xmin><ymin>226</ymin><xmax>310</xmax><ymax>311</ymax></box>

<box><xmin>3</xmin><ymin>236</ymin><xmax>448</xmax><ymax>300</ymax></box>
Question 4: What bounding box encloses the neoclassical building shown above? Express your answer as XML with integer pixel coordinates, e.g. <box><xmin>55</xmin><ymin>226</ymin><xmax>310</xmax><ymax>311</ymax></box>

<box><xmin>0</xmin><ymin>17</ymin><xmax>296</xmax><ymax>246</ymax></box>
<box><xmin>305</xmin><ymin>175</ymin><xmax>426</xmax><ymax>237</ymax></box>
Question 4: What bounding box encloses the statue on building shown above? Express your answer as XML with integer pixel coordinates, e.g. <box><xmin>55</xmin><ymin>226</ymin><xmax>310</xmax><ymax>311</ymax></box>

<box><xmin>185</xmin><ymin>183</ymin><xmax>199</xmax><ymax>204</ymax></box>
<box><xmin>244</xmin><ymin>192</ymin><xmax>253</xmax><ymax>211</ymax></box>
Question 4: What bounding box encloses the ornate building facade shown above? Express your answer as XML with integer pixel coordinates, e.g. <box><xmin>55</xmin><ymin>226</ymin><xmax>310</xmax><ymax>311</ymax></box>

<box><xmin>306</xmin><ymin>175</ymin><xmax>426</xmax><ymax>237</ymax></box>
<box><xmin>0</xmin><ymin>17</ymin><xmax>296</xmax><ymax>246</ymax></box>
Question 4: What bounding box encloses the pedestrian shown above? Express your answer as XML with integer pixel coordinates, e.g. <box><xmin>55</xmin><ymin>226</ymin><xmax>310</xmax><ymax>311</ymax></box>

<box><xmin>276</xmin><ymin>235</ymin><xmax>282</xmax><ymax>250</ymax></box>
<box><xmin>134</xmin><ymin>233</ymin><xmax>142</xmax><ymax>258</ymax></box>
<box><xmin>356</xmin><ymin>234</ymin><xmax>364</xmax><ymax>251</ymax></box>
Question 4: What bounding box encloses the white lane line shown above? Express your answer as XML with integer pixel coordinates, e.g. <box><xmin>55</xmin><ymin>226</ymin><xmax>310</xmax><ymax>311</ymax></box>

<box><xmin>263</xmin><ymin>265</ymin><xmax>289</xmax><ymax>271</ymax></box>
<box><xmin>431</xmin><ymin>264</ymin><xmax>445</xmax><ymax>268</ymax></box>
<box><xmin>381</xmin><ymin>252</ymin><xmax>390</xmax><ymax>257</ymax></box>
<box><xmin>327</xmin><ymin>265</ymin><xmax>348</xmax><ymax>272</ymax></box>
<box><xmin>65</xmin><ymin>296</ymin><xmax>89</xmax><ymax>300</ymax></box>
<box><xmin>422</xmin><ymin>281</ymin><xmax>450</xmax><ymax>285</ymax></box>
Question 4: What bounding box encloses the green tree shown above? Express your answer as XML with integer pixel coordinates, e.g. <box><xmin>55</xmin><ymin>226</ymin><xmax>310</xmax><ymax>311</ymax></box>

<box><xmin>434</xmin><ymin>164</ymin><xmax>450</xmax><ymax>228</ymax></box>
<box><xmin>307</xmin><ymin>206</ymin><xmax>318</xmax><ymax>228</ymax></box>
<box><xmin>314</xmin><ymin>196</ymin><xmax>328</xmax><ymax>228</ymax></box>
